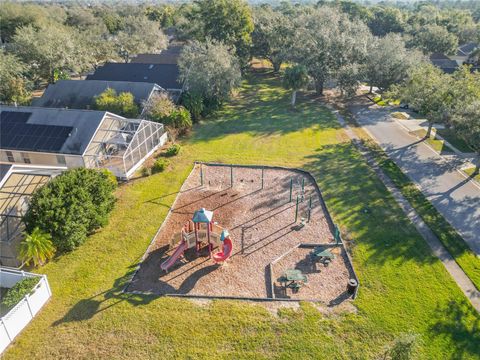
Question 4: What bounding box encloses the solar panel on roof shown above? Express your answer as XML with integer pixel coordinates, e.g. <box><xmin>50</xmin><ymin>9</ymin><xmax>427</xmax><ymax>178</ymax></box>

<box><xmin>0</xmin><ymin>111</ymin><xmax>73</xmax><ymax>153</ymax></box>
<box><xmin>0</xmin><ymin>111</ymin><xmax>31</xmax><ymax>123</ymax></box>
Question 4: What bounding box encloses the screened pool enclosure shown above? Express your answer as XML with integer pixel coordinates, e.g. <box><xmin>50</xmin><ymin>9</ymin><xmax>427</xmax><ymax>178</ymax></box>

<box><xmin>84</xmin><ymin>117</ymin><xmax>167</xmax><ymax>179</ymax></box>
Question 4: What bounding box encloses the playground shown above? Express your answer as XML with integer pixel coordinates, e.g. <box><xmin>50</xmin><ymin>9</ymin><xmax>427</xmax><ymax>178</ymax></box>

<box><xmin>129</xmin><ymin>163</ymin><xmax>357</xmax><ymax>303</ymax></box>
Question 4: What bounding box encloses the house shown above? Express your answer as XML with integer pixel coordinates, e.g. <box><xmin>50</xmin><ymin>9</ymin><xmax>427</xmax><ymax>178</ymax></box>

<box><xmin>131</xmin><ymin>45</ymin><xmax>183</xmax><ymax>65</ymax></box>
<box><xmin>0</xmin><ymin>106</ymin><xmax>167</xmax><ymax>179</ymax></box>
<box><xmin>0</xmin><ymin>164</ymin><xmax>65</xmax><ymax>267</ymax></box>
<box><xmin>32</xmin><ymin>80</ymin><xmax>165</xmax><ymax>113</ymax></box>
<box><xmin>451</xmin><ymin>42</ymin><xmax>479</xmax><ymax>65</ymax></box>
<box><xmin>86</xmin><ymin>63</ymin><xmax>182</xmax><ymax>98</ymax></box>
<box><xmin>430</xmin><ymin>53</ymin><xmax>459</xmax><ymax>74</ymax></box>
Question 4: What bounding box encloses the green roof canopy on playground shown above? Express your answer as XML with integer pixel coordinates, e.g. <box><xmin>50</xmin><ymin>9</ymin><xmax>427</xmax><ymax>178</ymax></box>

<box><xmin>192</xmin><ymin>208</ymin><xmax>213</xmax><ymax>223</ymax></box>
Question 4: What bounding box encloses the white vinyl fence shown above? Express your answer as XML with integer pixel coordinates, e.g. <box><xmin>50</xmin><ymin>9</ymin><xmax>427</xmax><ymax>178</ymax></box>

<box><xmin>0</xmin><ymin>267</ymin><xmax>51</xmax><ymax>354</ymax></box>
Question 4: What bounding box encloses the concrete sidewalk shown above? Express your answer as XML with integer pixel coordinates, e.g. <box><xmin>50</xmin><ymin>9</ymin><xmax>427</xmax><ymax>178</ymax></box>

<box><xmin>349</xmin><ymin>102</ymin><xmax>480</xmax><ymax>255</ymax></box>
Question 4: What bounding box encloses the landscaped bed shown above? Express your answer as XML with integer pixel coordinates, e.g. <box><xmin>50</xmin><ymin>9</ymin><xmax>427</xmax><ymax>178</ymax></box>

<box><xmin>128</xmin><ymin>163</ymin><xmax>356</xmax><ymax>303</ymax></box>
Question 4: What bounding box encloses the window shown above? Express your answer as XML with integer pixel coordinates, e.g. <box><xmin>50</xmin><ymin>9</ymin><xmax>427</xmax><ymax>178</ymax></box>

<box><xmin>56</xmin><ymin>155</ymin><xmax>66</xmax><ymax>165</ymax></box>
<box><xmin>21</xmin><ymin>153</ymin><xmax>31</xmax><ymax>164</ymax></box>
<box><xmin>6</xmin><ymin>151</ymin><xmax>15</xmax><ymax>162</ymax></box>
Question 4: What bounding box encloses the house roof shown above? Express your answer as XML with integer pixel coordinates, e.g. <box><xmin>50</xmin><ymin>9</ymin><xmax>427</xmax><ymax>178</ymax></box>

<box><xmin>430</xmin><ymin>57</ymin><xmax>459</xmax><ymax>74</ymax></box>
<box><xmin>131</xmin><ymin>45</ymin><xmax>183</xmax><ymax>65</ymax></box>
<box><xmin>430</xmin><ymin>53</ymin><xmax>451</xmax><ymax>60</ymax></box>
<box><xmin>0</xmin><ymin>106</ymin><xmax>109</xmax><ymax>155</ymax></box>
<box><xmin>86</xmin><ymin>63</ymin><xmax>182</xmax><ymax>90</ymax></box>
<box><xmin>32</xmin><ymin>80</ymin><xmax>162</xmax><ymax>109</ymax></box>
<box><xmin>456</xmin><ymin>43</ymin><xmax>478</xmax><ymax>57</ymax></box>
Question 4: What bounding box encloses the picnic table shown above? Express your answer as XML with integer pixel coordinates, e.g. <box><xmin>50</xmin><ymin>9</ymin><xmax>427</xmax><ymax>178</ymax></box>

<box><xmin>278</xmin><ymin>269</ymin><xmax>308</xmax><ymax>291</ymax></box>
<box><xmin>310</xmin><ymin>247</ymin><xmax>336</xmax><ymax>266</ymax></box>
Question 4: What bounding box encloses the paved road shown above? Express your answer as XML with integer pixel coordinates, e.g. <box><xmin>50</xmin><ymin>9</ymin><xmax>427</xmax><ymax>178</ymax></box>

<box><xmin>330</xmin><ymin>107</ymin><xmax>480</xmax><ymax>312</ymax></box>
<box><xmin>350</xmin><ymin>103</ymin><xmax>480</xmax><ymax>255</ymax></box>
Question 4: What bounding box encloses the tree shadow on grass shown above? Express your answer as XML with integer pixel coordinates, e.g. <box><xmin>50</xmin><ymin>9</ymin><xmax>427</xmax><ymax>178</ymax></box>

<box><xmin>187</xmin><ymin>70</ymin><xmax>341</xmax><ymax>144</ymax></box>
<box><xmin>52</xmin><ymin>264</ymin><xmax>155</xmax><ymax>326</ymax></box>
<box><xmin>302</xmin><ymin>142</ymin><xmax>441</xmax><ymax>266</ymax></box>
<box><xmin>430</xmin><ymin>299</ymin><xmax>480</xmax><ymax>358</ymax></box>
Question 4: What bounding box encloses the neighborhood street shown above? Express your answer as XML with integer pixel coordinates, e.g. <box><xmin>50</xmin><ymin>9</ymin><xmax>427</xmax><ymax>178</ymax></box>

<box><xmin>350</xmin><ymin>101</ymin><xmax>480</xmax><ymax>255</ymax></box>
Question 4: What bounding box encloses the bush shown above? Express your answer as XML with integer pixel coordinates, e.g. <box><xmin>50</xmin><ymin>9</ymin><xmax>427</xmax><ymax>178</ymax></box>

<box><xmin>144</xmin><ymin>94</ymin><xmax>193</xmax><ymax>133</ymax></box>
<box><xmin>152</xmin><ymin>159</ymin><xmax>168</xmax><ymax>174</ymax></box>
<box><xmin>24</xmin><ymin>168</ymin><xmax>117</xmax><ymax>252</ymax></box>
<box><xmin>93</xmin><ymin>88</ymin><xmax>139</xmax><ymax>118</ymax></box>
<box><xmin>165</xmin><ymin>144</ymin><xmax>181</xmax><ymax>157</ymax></box>
<box><xmin>19</xmin><ymin>227</ymin><xmax>56</xmax><ymax>267</ymax></box>
<box><xmin>181</xmin><ymin>92</ymin><xmax>204</xmax><ymax>121</ymax></box>
<box><xmin>166</xmin><ymin>107</ymin><xmax>192</xmax><ymax>132</ymax></box>
<box><xmin>142</xmin><ymin>92</ymin><xmax>176</xmax><ymax>123</ymax></box>
<box><xmin>1</xmin><ymin>277</ymin><xmax>39</xmax><ymax>310</ymax></box>
<box><xmin>141</xmin><ymin>166</ymin><xmax>152</xmax><ymax>177</ymax></box>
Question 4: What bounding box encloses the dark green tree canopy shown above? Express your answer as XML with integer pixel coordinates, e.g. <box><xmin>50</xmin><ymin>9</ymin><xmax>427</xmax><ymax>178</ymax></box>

<box><xmin>188</xmin><ymin>0</ymin><xmax>254</xmax><ymax>68</ymax></box>
<box><xmin>24</xmin><ymin>168</ymin><xmax>117</xmax><ymax>252</ymax></box>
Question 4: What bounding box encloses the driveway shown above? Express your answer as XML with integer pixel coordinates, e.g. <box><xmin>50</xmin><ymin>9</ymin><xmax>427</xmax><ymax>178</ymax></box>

<box><xmin>350</xmin><ymin>101</ymin><xmax>480</xmax><ymax>254</ymax></box>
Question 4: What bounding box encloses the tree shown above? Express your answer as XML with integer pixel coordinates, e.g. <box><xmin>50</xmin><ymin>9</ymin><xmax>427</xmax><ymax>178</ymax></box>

<box><xmin>251</xmin><ymin>6</ymin><xmax>293</xmax><ymax>72</ymax></box>
<box><xmin>18</xmin><ymin>228</ymin><xmax>55</xmax><ymax>267</ymax></box>
<box><xmin>291</xmin><ymin>7</ymin><xmax>372</xmax><ymax>95</ymax></box>
<box><xmin>181</xmin><ymin>92</ymin><xmax>204</xmax><ymax>121</ymax></box>
<box><xmin>178</xmin><ymin>39</ymin><xmax>242</xmax><ymax>109</ymax></box>
<box><xmin>451</xmin><ymin>101</ymin><xmax>480</xmax><ymax>174</ymax></box>
<box><xmin>283</xmin><ymin>65</ymin><xmax>309</xmax><ymax>108</ymax></box>
<box><xmin>189</xmin><ymin>0</ymin><xmax>254</xmax><ymax>69</ymax></box>
<box><xmin>368</xmin><ymin>6</ymin><xmax>406</xmax><ymax>36</ymax></box>
<box><xmin>81</xmin><ymin>24</ymin><xmax>117</xmax><ymax>69</ymax></box>
<box><xmin>65</xmin><ymin>7</ymin><xmax>103</xmax><ymax>29</ymax></box>
<box><xmin>12</xmin><ymin>24</ymin><xmax>87</xmax><ymax>83</ymax></box>
<box><xmin>0</xmin><ymin>50</ymin><xmax>31</xmax><ymax>104</ymax></box>
<box><xmin>93</xmin><ymin>88</ymin><xmax>139</xmax><ymax>118</ymax></box>
<box><xmin>143</xmin><ymin>92</ymin><xmax>177</xmax><ymax>122</ymax></box>
<box><xmin>391</xmin><ymin>64</ymin><xmax>451</xmax><ymax>138</ymax></box>
<box><xmin>143</xmin><ymin>93</ymin><xmax>192</xmax><ymax>133</ymax></box>
<box><xmin>409</xmin><ymin>24</ymin><xmax>459</xmax><ymax>55</ymax></box>
<box><xmin>364</xmin><ymin>34</ymin><xmax>424</xmax><ymax>93</ymax></box>
<box><xmin>113</xmin><ymin>15</ymin><xmax>167</xmax><ymax>62</ymax></box>
<box><xmin>24</xmin><ymin>168</ymin><xmax>117</xmax><ymax>252</ymax></box>
<box><xmin>0</xmin><ymin>2</ymin><xmax>65</xmax><ymax>43</ymax></box>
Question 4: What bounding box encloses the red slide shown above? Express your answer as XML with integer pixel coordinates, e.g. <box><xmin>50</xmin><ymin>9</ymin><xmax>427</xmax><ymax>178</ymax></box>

<box><xmin>212</xmin><ymin>237</ymin><xmax>233</xmax><ymax>263</ymax></box>
<box><xmin>161</xmin><ymin>241</ymin><xmax>188</xmax><ymax>272</ymax></box>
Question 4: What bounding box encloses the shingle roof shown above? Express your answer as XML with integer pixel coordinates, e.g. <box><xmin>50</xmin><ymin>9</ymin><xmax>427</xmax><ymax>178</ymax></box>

<box><xmin>32</xmin><ymin>80</ymin><xmax>162</xmax><ymax>109</ymax></box>
<box><xmin>430</xmin><ymin>57</ymin><xmax>459</xmax><ymax>74</ymax></box>
<box><xmin>456</xmin><ymin>43</ymin><xmax>478</xmax><ymax>57</ymax></box>
<box><xmin>86</xmin><ymin>63</ymin><xmax>182</xmax><ymax>90</ymax></box>
<box><xmin>0</xmin><ymin>106</ymin><xmax>108</xmax><ymax>155</ymax></box>
<box><xmin>131</xmin><ymin>45</ymin><xmax>183</xmax><ymax>65</ymax></box>
<box><xmin>430</xmin><ymin>53</ymin><xmax>451</xmax><ymax>60</ymax></box>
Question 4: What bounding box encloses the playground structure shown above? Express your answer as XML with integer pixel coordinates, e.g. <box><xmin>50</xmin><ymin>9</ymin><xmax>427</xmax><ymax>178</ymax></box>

<box><xmin>160</xmin><ymin>208</ymin><xmax>234</xmax><ymax>272</ymax></box>
<box><xmin>130</xmin><ymin>163</ymin><xmax>358</xmax><ymax>303</ymax></box>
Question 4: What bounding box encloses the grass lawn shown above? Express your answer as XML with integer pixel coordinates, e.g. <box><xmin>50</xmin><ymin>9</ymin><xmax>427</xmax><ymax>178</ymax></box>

<box><xmin>4</xmin><ymin>70</ymin><xmax>479</xmax><ymax>359</ymax></box>
<box><xmin>463</xmin><ymin>167</ymin><xmax>480</xmax><ymax>182</ymax></box>
<box><xmin>436</xmin><ymin>129</ymin><xmax>474</xmax><ymax>153</ymax></box>
<box><xmin>410</xmin><ymin>129</ymin><xmax>455</xmax><ymax>154</ymax></box>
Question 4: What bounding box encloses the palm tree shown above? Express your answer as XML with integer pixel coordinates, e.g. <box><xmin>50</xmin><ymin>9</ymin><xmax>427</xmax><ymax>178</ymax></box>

<box><xmin>18</xmin><ymin>228</ymin><xmax>56</xmax><ymax>267</ymax></box>
<box><xmin>283</xmin><ymin>65</ymin><xmax>309</xmax><ymax>108</ymax></box>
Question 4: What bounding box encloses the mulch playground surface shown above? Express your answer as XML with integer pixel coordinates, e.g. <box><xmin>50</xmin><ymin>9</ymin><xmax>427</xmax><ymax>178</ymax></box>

<box><xmin>129</xmin><ymin>164</ymin><xmax>354</xmax><ymax>303</ymax></box>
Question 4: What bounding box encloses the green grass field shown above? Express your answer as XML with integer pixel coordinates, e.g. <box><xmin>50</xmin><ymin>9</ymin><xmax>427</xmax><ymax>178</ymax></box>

<box><xmin>410</xmin><ymin>129</ymin><xmax>455</xmax><ymax>154</ymax></box>
<box><xmin>5</xmin><ymin>71</ymin><xmax>479</xmax><ymax>359</ymax></box>
<box><xmin>436</xmin><ymin>129</ymin><xmax>474</xmax><ymax>153</ymax></box>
